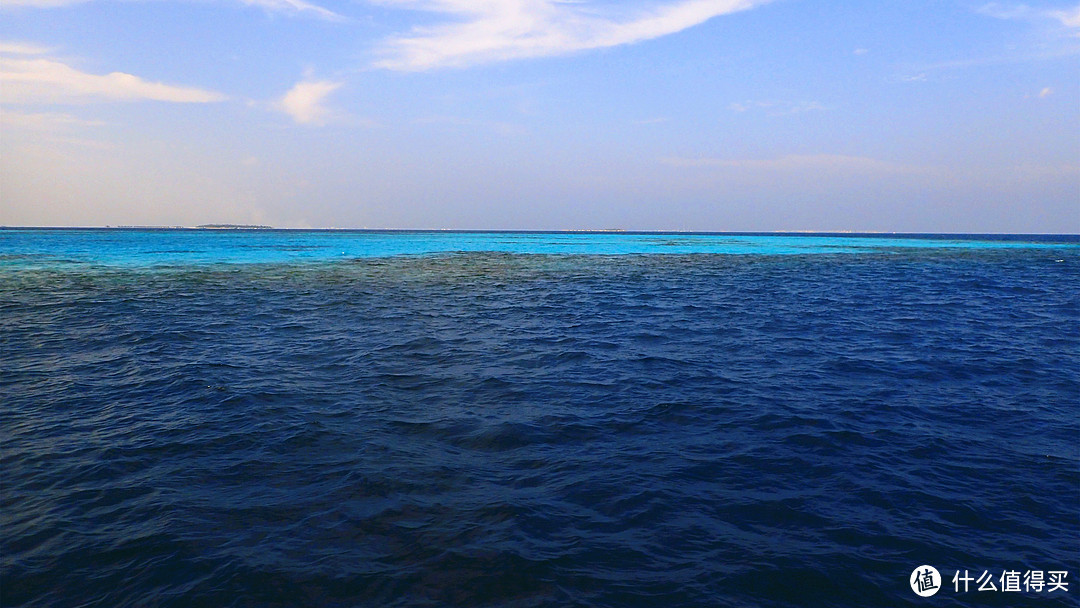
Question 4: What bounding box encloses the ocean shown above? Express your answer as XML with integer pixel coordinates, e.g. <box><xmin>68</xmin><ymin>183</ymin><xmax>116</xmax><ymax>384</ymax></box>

<box><xmin>1</xmin><ymin>229</ymin><xmax>1077</xmax><ymax>607</ymax></box>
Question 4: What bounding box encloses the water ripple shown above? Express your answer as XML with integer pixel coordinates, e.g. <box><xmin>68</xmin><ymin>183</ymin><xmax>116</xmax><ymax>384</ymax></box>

<box><xmin>2</xmin><ymin>249</ymin><xmax>1078</xmax><ymax>607</ymax></box>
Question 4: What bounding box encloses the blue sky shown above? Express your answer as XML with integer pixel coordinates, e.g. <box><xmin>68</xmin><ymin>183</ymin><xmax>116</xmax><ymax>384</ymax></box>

<box><xmin>2</xmin><ymin>0</ymin><xmax>1078</xmax><ymax>231</ymax></box>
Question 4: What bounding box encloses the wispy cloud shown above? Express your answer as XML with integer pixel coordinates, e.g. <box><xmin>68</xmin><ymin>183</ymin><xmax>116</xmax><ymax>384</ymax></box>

<box><xmin>2</xmin><ymin>0</ymin><xmax>343</xmax><ymax>19</ymax></box>
<box><xmin>0</xmin><ymin>42</ymin><xmax>55</xmax><ymax>54</ymax></box>
<box><xmin>1049</xmin><ymin>4</ymin><xmax>1080</xmax><ymax>27</ymax></box>
<box><xmin>414</xmin><ymin>114</ymin><xmax>528</xmax><ymax>136</ymax></box>
<box><xmin>0</xmin><ymin>55</ymin><xmax>228</xmax><ymax>103</ymax></box>
<box><xmin>977</xmin><ymin>3</ymin><xmax>1037</xmax><ymax>21</ymax></box>
<box><xmin>238</xmin><ymin>0</ymin><xmax>344</xmax><ymax>20</ymax></box>
<box><xmin>978</xmin><ymin>2</ymin><xmax>1080</xmax><ymax>30</ymax></box>
<box><xmin>0</xmin><ymin>109</ymin><xmax>108</xmax><ymax>129</ymax></box>
<box><xmin>276</xmin><ymin>79</ymin><xmax>343</xmax><ymax>125</ymax></box>
<box><xmin>372</xmin><ymin>0</ymin><xmax>773</xmax><ymax>71</ymax></box>
<box><xmin>1</xmin><ymin>109</ymin><xmax>115</xmax><ymax>153</ymax></box>
<box><xmin>1008</xmin><ymin>162</ymin><xmax>1080</xmax><ymax>178</ymax></box>
<box><xmin>1</xmin><ymin>0</ymin><xmax>87</xmax><ymax>7</ymax></box>
<box><xmin>891</xmin><ymin>2</ymin><xmax>1080</xmax><ymax>79</ymax></box>
<box><xmin>728</xmin><ymin>100</ymin><xmax>828</xmax><ymax>115</ymax></box>
<box><xmin>661</xmin><ymin>154</ymin><xmax>927</xmax><ymax>175</ymax></box>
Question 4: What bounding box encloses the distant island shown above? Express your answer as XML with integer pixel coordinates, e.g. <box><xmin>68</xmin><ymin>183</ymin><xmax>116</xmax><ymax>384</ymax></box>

<box><xmin>196</xmin><ymin>224</ymin><xmax>273</xmax><ymax>230</ymax></box>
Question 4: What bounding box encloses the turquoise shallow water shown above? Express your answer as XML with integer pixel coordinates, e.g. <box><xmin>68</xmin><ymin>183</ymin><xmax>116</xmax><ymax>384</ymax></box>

<box><xmin>2</xmin><ymin>230</ymin><xmax>1078</xmax><ymax>607</ymax></box>
<box><xmin>0</xmin><ymin>229</ymin><xmax>1075</xmax><ymax>269</ymax></box>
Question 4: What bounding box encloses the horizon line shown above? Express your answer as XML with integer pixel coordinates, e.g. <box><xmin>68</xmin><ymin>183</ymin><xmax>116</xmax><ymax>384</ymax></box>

<box><xmin>2</xmin><ymin>226</ymin><xmax>1078</xmax><ymax>237</ymax></box>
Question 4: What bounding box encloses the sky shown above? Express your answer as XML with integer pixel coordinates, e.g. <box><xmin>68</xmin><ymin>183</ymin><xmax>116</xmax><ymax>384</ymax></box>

<box><xmin>1</xmin><ymin>0</ymin><xmax>1078</xmax><ymax>232</ymax></box>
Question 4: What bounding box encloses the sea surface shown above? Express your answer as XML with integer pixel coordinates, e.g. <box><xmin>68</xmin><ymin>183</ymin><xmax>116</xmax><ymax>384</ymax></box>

<box><xmin>2</xmin><ymin>229</ymin><xmax>1078</xmax><ymax>607</ymax></box>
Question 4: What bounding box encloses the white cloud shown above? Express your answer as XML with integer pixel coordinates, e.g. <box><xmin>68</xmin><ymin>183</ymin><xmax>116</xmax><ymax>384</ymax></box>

<box><xmin>372</xmin><ymin>0</ymin><xmax>773</xmax><ymax>70</ymax></box>
<box><xmin>1039</xmin><ymin>86</ymin><xmax>1054</xmax><ymax>97</ymax></box>
<box><xmin>0</xmin><ymin>56</ymin><xmax>227</xmax><ymax>103</ymax></box>
<box><xmin>276</xmin><ymin>79</ymin><xmax>342</xmax><ymax>125</ymax></box>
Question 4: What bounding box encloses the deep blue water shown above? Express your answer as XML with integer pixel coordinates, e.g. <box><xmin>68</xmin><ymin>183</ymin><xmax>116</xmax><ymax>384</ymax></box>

<box><xmin>2</xmin><ymin>230</ymin><xmax>1078</xmax><ymax>607</ymax></box>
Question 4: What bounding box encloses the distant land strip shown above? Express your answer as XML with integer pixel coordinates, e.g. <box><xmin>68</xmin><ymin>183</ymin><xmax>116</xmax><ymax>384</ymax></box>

<box><xmin>196</xmin><ymin>224</ymin><xmax>274</xmax><ymax>229</ymax></box>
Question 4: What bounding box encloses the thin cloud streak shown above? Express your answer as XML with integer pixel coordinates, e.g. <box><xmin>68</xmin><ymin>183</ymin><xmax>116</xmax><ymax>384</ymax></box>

<box><xmin>414</xmin><ymin>114</ymin><xmax>528</xmax><ymax>136</ymax></box>
<box><xmin>3</xmin><ymin>0</ymin><xmax>342</xmax><ymax>19</ymax></box>
<box><xmin>1049</xmin><ymin>4</ymin><xmax>1080</xmax><ymax>27</ymax></box>
<box><xmin>898</xmin><ymin>2</ymin><xmax>1080</xmax><ymax>79</ymax></box>
<box><xmin>661</xmin><ymin>154</ymin><xmax>929</xmax><ymax>175</ymax></box>
<box><xmin>239</xmin><ymin>0</ymin><xmax>344</xmax><ymax>21</ymax></box>
<box><xmin>0</xmin><ymin>109</ymin><xmax>108</xmax><ymax>129</ymax></box>
<box><xmin>0</xmin><ymin>42</ymin><xmax>54</xmax><ymax>54</ymax></box>
<box><xmin>0</xmin><ymin>56</ymin><xmax>228</xmax><ymax>103</ymax></box>
<box><xmin>978</xmin><ymin>2</ymin><xmax>1080</xmax><ymax>29</ymax></box>
<box><xmin>1</xmin><ymin>0</ymin><xmax>86</xmax><ymax>6</ymax></box>
<box><xmin>728</xmin><ymin>100</ymin><xmax>828</xmax><ymax>115</ymax></box>
<box><xmin>373</xmin><ymin>0</ymin><xmax>773</xmax><ymax>70</ymax></box>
